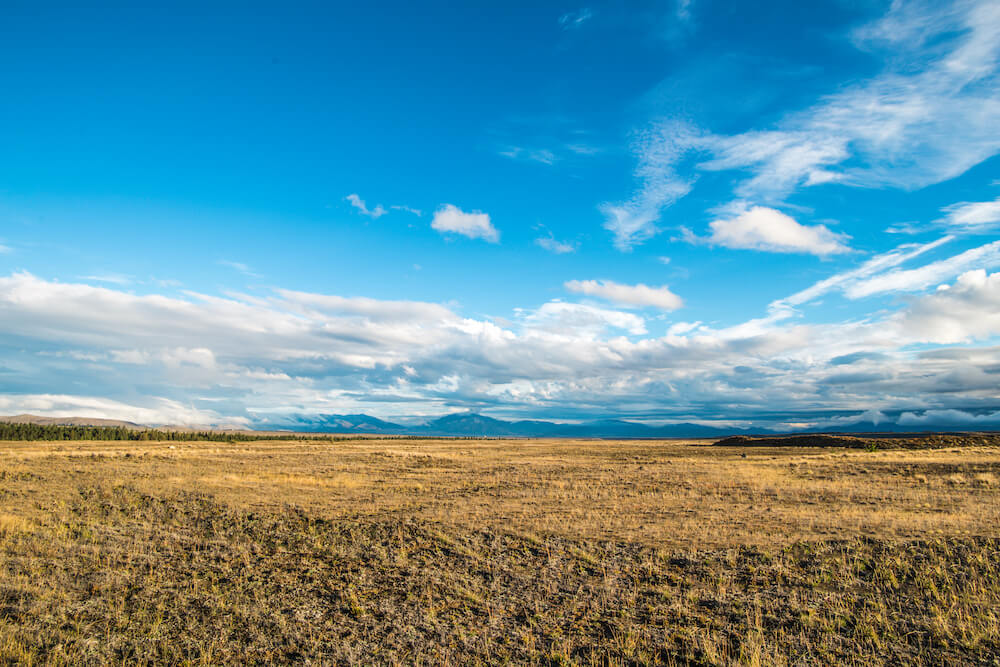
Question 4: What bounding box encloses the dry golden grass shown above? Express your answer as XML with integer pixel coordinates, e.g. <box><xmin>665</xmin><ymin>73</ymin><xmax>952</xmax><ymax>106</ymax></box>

<box><xmin>3</xmin><ymin>437</ymin><xmax>997</xmax><ymax>548</ymax></box>
<box><xmin>1</xmin><ymin>436</ymin><xmax>998</xmax><ymax>664</ymax></box>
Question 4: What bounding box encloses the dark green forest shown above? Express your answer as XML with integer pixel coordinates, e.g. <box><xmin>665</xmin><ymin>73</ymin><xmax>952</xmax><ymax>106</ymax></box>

<box><xmin>0</xmin><ymin>422</ymin><xmax>346</xmax><ymax>442</ymax></box>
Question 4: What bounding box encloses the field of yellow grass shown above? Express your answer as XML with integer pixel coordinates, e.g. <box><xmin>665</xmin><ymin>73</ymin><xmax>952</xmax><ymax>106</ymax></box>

<box><xmin>1</xmin><ymin>436</ymin><xmax>998</xmax><ymax>664</ymax></box>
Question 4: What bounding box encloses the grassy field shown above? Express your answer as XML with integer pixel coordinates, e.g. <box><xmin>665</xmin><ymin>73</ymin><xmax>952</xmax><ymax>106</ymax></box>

<box><xmin>1</xmin><ymin>436</ymin><xmax>998</xmax><ymax>664</ymax></box>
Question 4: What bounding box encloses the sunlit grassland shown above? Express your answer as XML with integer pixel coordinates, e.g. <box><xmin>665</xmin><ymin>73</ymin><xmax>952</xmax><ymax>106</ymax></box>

<box><xmin>1</xmin><ymin>437</ymin><xmax>998</xmax><ymax>664</ymax></box>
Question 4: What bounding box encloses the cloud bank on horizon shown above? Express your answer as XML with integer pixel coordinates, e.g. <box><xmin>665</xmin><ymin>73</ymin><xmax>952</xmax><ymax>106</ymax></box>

<box><xmin>1</xmin><ymin>0</ymin><xmax>999</xmax><ymax>430</ymax></box>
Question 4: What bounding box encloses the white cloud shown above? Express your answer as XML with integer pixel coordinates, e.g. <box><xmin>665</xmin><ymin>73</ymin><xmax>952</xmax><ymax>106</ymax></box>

<box><xmin>602</xmin><ymin>0</ymin><xmax>1000</xmax><ymax>249</ymax></box>
<box><xmin>81</xmin><ymin>274</ymin><xmax>132</xmax><ymax>286</ymax></box>
<box><xmin>524</xmin><ymin>301</ymin><xmax>647</xmax><ymax>336</ymax></box>
<box><xmin>893</xmin><ymin>269</ymin><xmax>1000</xmax><ymax>343</ymax></box>
<box><xmin>667</xmin><ymin>320</ymin><xmax>701</xmax><ymax>336</ymax></box>
<box><xmin>846</xmin><ymin>239</ymin><xmax>1000</xmax><ymax>298</ymax></box>
<box><xmin>500</xmin><ymin>147</ymin><xmax>557</xmax><ymax>165</ymax></box>
<box><xmin>727</xmin><ymin>0</ymin><xmax>1000</xmax><ymax>196</ymax></box>
<box><xmin>431</xmin><ymin>204</ymin><xmax>499</xmax><ymax>242</ymax></box>
<box><xmin>535</xmin><ymin>236</ymin><xmax>577</xmax><ymax>254</ymax></box>
<box><xmin>558</xmin><ymin>8</ymin><xmax>593</xmax><ymax>29</ymax></box>
<box><xmin>390</xmin><ymin>204</ymin><xmax>423</xmax><ymax>217</ymax></box>
<box><xmin>111</xmin><ymin>347</ymin><xmax>217</xmax><ymax>369</ymax></box>
<box><xmin>599</xmin><ymin>120</ymin><xmax>699</xmax><ymax>251</ymax></box>
<box><xmin>698</xmin><ymin>132</ymin><xmax>849</xmax><ymax>199</ymax></box>
<box><xmin>217</xmin><ymin>260</ymin><xmax>259</xmax><ymax>277</ymax></box>
<box><xmin>3</xmin><ymin>266</ymin><xmax>1000</xmax><ymax>428</ymax></box>
<box><xmin>705</xmin><ymin>205</ymin><xmax>851</xmax><ymax>256</ymax></box>
<box><xmin>346</xmin><ymin>193</ymin><xmax>387</xmax><ymax>219</ymax></box>
<box><xmin>676</xmin><ymin>0</ymin><xmax>693</xmax><ymax>22</ymax></box>
<box><xmin>566</xmin><ymin>143</ymin><xmax>600</xmax><ymax>155</ymax></box>
<box><xmin>940</xmin><ymin>196</ymin><xmax>1000</xmax><ymax>229</ymax></box>
<box><xmin>776</xmin><ymin>236</ymin><xmax>954</xmax><ymax>308</ymax></box>
<box><xmin>0</xmin><ymin>393</ymin><xmax>232</xmax><ymax>426</ymax></box>
<box><xmin>0</xmin><ymin>243</ymin><xmax>10</xmax><ymax>254</ymax></box>
<box><xmin>897</xmin><ymin>408</ymin><xmax>1000</xmax><ymax>426</ymax></box>
<box><xmin>565</xmin><ymin>279</ymin><xmax>683</xmax><ymax>310</ymax></box>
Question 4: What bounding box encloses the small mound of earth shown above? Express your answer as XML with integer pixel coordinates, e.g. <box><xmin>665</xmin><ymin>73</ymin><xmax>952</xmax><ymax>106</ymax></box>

<box><xmin>714</xmin><ymin>433</ymin><xmax>1000</xmax><ymax>449</ymax></box>
<box><xmin>715</xmin><ymin>434</ymin><xmax>868</xmax><ymax>448</ymax></box>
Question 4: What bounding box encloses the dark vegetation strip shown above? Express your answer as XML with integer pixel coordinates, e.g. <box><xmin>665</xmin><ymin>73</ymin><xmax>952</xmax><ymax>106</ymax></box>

<box><xmin>0</xmin><ymin>422</ymin><xmax>457</xmax><ymax>442</ymax></box>
<box><xmin>714</xmin><ymin>433</ymin><xmax>1000</xmax><ymax>450</ymax></box>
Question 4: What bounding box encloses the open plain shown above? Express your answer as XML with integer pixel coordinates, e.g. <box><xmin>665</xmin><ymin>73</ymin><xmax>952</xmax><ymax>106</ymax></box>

<box><xmin>1</xmin><ymin>435</ymin><xmax>999</xmax><ymax>665</ymax></box>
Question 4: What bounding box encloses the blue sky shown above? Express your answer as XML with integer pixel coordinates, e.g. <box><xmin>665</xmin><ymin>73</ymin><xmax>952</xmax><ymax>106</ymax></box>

<box><xmin>1</xmin><ymin>0</ymin><xmax>999</xmax><ymax>428</ymax></box>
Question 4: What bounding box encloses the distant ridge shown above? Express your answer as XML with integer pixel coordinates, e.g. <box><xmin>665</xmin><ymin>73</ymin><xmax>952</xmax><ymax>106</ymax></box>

<box><xmin>5</xmin><ymin>412</ymin><xmax>998</xmax><ymax>439</ymax></box>
<box><xmin>255</xmin><ymin>412</ymin><xmax>1000</xmax><ymax>438</ymax></box>
<box><xmin>257</xmin><ymin>412</ymin><xmax>743</xmax><ymax>438</ymax></box>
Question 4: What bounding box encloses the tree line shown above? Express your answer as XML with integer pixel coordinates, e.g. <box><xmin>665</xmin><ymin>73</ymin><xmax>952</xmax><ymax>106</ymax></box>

<box><xmin>0</xmin><ymin>422</ymin><xmax>350</xmax><ymax>442</ymax></box>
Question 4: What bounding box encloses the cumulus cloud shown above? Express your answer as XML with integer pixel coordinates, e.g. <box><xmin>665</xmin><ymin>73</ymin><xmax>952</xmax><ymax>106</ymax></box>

<box><xmin>894</xmin><ymin>269</ymin><xmax>1000</xmax><ymax>343</ymax></box>
<box><xmin>345</xmin><ymin>193</ymin><xmax>387</xmax><ymax>219</ymax></box>
<box><xmin>431</xmin><ymin>204</ymin><xmax>499</xmax><ymax>242</ymax></box>
<box><xmin>2</xmin><ymin>266</ymin><xmax>1000</xmax><ymax>428</ymax></box>
<box><xmin>564</xmin><ymin>279</ymin><xmax>683</xmax><ymax>310</ymax></box>
<box><xmin>705</xmin><ymin>205</ymin><xmax>851</xmax><ymax>256</ymax></box>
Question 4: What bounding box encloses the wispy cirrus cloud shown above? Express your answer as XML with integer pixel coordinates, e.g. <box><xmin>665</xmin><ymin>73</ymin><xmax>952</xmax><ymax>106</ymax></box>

<box><xmin>80</xmin><ymin>274</ymin><xmax>133</xmax><ymax>286</ymax></box>
<box><xmin>535</xmin><ymin>235</ymin><xmax>577</xmax><ymax>254</ymax></box>
<box><xmin>845</xmin><ymin>239</ymin><xmax>1000</xmax><ymax>299</ymax></box>
<box><xmin>765</xmin><ymin>236</ymin><xmax>1000</xmax><ymax>313</ymax></box>
<box><xmin>940</xmin><ymin>196</ymin><xmax>1000</xmax><ymax>230</ymax></box>
<box><xmin>558</xmin><ymin>8</ymin><xmax>593</xmax><ymax>30</ymax></box>
<box><xmin>601</xmin><ymin>0</ymin><xmax>1000</xmax><ymax>250</ymax></box>
<box><xmin>345</xmin><ymin>193</ymin><xmax>387</xmax><ymax>219</ymax></box>
<box><xmin>390</xmin><ymin>204</ymin><xmax>423</xmax><ymax>216</ymax></box>
<box><xmin>600</xmin><ymin>121</ymin><xmax>699</xmax><ymax>251</ymax></box>
<box><xmin>217</xmin><ymin>260</ymin><xmax>260</xmax><ymax>277</ymax></box>
<box><xmin>499</xmin><ymin>146</ymin><xmax>558</xmax><ymax>165</ymax></box>
<box><xmin>345</xmin><ymin>195</ymin><xmax>422</xmax><ymax>219</ymax></box>
<box><xmin>775</xmin><ymin>236</ymin><xmax>954</xmax><ymax>309</ymax></box>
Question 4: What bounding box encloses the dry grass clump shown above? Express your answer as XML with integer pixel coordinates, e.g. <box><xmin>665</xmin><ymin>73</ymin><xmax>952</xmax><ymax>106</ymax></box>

<box><xmin>0</xmin><ymin>514</ymin><xmax>33</xmax><ymax>536</ymax></box>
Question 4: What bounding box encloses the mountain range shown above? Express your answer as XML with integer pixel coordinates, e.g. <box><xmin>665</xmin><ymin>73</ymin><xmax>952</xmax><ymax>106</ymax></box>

<box><xmin>4</xmin><ymin>412</ymin><xmax>998</xmax><ymax>438</ymax></box>
<box><xmin>257</xmin><ymin>412</ymin><xmax>735</xmax><ymax>437</ymax></box>
<box><xmin>252</xmin><ymin>412</ymin><xmax>1000</xmax><ymax>438</ymax></box>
